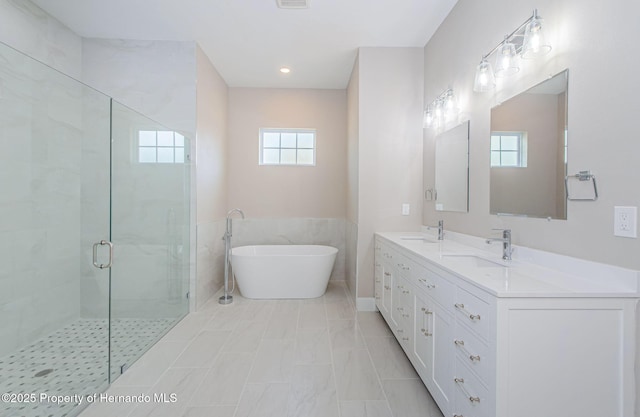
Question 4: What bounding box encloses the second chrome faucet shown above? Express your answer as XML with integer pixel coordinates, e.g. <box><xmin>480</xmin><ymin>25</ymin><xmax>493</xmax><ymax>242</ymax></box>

<box><xmin>486</xmin><ymin>229</ymin><xmax>512</xmax><ymax>260</ymax></box>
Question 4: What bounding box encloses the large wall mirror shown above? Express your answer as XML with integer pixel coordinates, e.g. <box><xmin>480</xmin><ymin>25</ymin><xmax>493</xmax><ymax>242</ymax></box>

<box><xmin>435</xmin><ymin>120</ymin><xmax>469</xmax><ymax>212</ymax></box>
<box><xmin>490</xmin><ymin>70</ymin><xmax>568</xmax><ymax>219</ymax></box>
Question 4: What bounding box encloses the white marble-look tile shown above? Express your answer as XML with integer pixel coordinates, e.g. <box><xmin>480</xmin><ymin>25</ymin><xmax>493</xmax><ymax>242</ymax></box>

<box><xmin>181</xmin><ymin>406</ymin><xmax>236</xmax><ymax>417</ymax></box>
<box><xmin>339</xmin><ymin>400</ymin><xmax>394</xmax><ymax>417</ymax></box>
<box><xmin>79</xmin><ymin>386</ymin><xmax>150</xmax><ymax>417</ymax></box>
<box><xmin>127</xmin><ymin>367</ymin><xmax>208</xmax><ymax>417</ymax></box>
<box><xmin>0</xmin><ymin>0</ymin><xmax>83</xmax><ymax>78</ymax></box>
<box><xmin>173</xmin><ymin>330</ymin><xmax>230</xmax><ymax>368</ymax></box>
<box><xmin>206</xmin><ymin>304</ymin><xmax>249</xmax><ymax>331</ymax></box>
<box><xmin>365</xmin><ymin>337</ymin><xmax>419</xmax><ymax>379</ymax></box>
<box><xmin>332</xmin><ymin>349</ymin><xmax>384</xmax><ymax>401</ymax></box>
<box><xmin>328</xmin><ymin>320</ymin><xmax>366</xmax><ymax>351</ymax></box>
<box><xmin>324</xmin><ymin>282</ymin><xmax>350</xmax><ymax>302</ymax></box>
<box><xmin>326</xmin><ymin>301</ymin><xmax>357</xmax><ymax>320</ymax></box>
<box><xmin>235</xmin><ymin>383</ymin><xmax>290</xmax><ymax>417</ymax></box>
<box><xmin>189</xmin><ymin>352</ymin><xmax>254</xmax><ymax>406</ymax></box>
<box><xmin>222</xmin><ymin>321</ymin><xmax>267</xmax><ymax>353</ymax></box>
<box><xmin>241</xmin><ymin>301</ymin><xmax>276</xmax><ymax>321</ymax></box>
<box><xmin>381</xmin><ymin>379</ymin><xmax>443</xmax><ymax>417</ymax></box>
<box><xmin>287</xmin><ymin>364</ymin><xmax>339</xmax><ymax>417</ymax></box>
<box><xmin>247</xmin><ymin>339</ymin><xmax>296</xmax><ymax>383</ymax></box>
<box><xmin>356</xmin><ymin>312</ymin><xmax>393</xmax><ymax>338</ymax></box>
<box><xmin>114</xmin><ymin>340</ymin><xmax>189</xmax><ymax>387</ymax></box>
<box><xmin>264</xmin><ymin>311</ymin><xmax>299</xmax><ymax>340</ymax></box>
<box><xmin>298</xmin><ymin>303</ymin><xmax>327</xmax><ymax>329</ymax></box>
<box><xmin>162</xmin><ymin>312</ymin><xmax>211</xmax><ymax>342</ymax></box>
<box><xmin>295</xmin><ymin>329</ymin><xmax>332</xmax><ymax>364</ymax></box>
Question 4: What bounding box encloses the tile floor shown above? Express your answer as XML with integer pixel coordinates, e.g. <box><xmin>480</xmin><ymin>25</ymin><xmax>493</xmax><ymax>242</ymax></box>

<box><xmin>0</xmin><ymin>318</ymin><xmax>176</xmax><ymax>417</ymax></box>
<box><xmin>78</xmin><ymin>282</ymin><xmax>444</xmax><ymax>417</ymax></box>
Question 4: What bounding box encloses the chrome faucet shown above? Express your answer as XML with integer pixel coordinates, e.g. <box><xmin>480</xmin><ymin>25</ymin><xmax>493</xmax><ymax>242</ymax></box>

<box><xmin>427</xmin><ymin>220</ymin><xmax>444</xmax><ymax>240</ymax></box>
<box><xmin>486</xmin><ymin>229</ymin><xmax>512</xmax><ymax>261</ymax></box>
<box><xmin>220</xmin><ymin>208</ymin><xmax>245</xmax><ymax>305</ymax></box>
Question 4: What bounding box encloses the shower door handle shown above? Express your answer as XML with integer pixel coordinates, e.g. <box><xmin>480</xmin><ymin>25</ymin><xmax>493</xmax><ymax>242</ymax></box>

<box><xmin>93</xmin><ymin>240</ymin><xmax>114</xmax><ymax>269</ymax></box>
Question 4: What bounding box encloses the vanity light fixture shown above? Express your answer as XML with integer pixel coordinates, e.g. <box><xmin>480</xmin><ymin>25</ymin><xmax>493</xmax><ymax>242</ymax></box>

<box><xmin>473</xmin><ymin>9</ymin><xmax>552</xmax><ymax>92</ymax></box>
<box><xmin>423</xmin><ymin>88</ymin><xmax>458</xmax><ymax>130</ymax></box>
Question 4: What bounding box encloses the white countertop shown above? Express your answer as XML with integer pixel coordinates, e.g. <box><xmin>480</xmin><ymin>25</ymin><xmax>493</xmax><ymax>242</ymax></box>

<box><xmin>376</xmin><ymin>231</ymin><xmax>640</xmax><ymax>298</ymax></box>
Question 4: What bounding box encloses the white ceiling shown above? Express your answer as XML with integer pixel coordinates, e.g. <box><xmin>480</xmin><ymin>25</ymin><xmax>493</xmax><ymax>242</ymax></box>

<box><xmin>32</xmin><ymin>0</ymin><xmax>457</xmax><ymax>89</ymax></box>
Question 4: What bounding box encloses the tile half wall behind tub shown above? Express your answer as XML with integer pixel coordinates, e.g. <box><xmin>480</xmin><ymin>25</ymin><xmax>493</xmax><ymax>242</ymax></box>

<box><xmin>232</xmin><ymin>218</ymin><xmax>347</xmax><ymax>281</ymax></box>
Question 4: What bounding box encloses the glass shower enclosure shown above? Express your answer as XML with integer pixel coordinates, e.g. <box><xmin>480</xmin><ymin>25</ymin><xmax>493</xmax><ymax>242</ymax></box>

<box><xmin>0</xmin><ymin>40</ymin><xmax>191</xmax><ymax>417</ymax></box>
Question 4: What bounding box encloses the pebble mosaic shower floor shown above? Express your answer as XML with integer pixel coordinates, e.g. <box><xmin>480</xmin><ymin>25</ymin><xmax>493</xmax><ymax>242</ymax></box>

<box><xmin>0</xmin><ymin>318</ymin><xmax>176</xmax><ymax>417</ymax></box>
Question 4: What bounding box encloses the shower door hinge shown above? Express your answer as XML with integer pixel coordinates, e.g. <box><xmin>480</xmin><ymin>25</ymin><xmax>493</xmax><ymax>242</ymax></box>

<box><xmin>120</xmin><ymin>364</ymin><xmax>128</xmax><ymax>374</ymax></box>
<box><xmin>186</xmin><ymin>292</ymin><xmax>190</xmax><ymax>299</ymax></box>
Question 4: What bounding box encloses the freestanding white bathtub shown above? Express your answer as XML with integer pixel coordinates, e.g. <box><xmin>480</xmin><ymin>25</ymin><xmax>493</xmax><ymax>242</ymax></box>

<box><xmin>230</xmin><ymin>245</ymin><xmax>338</xmax><ymax>299</ymax></box>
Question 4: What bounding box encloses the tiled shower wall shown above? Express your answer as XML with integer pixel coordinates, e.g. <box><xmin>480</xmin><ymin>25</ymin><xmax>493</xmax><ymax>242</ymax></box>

<box><xmin>0</xmin><ymin>0</ymin><xmax>87</xmax><ymax>357</ymax></box>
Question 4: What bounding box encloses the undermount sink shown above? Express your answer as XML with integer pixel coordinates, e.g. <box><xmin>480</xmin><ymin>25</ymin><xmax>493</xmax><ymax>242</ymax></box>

<box><xmin>399</xmin><ymin>236</ymin><xmax>440</xmax><ymax>244</ymax></box>
<box><xmin>440</xmin><ymin>254</ymin><xmax>508</xmax><ymax>268</ymax></box>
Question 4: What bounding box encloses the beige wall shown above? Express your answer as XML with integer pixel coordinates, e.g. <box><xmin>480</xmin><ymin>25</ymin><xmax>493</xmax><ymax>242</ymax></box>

<box><xmin>194</xmin><ymin>46</ymin><xmax>229</xmax><ymax>308</ymax></box>
<box><xmin>422</xmin><ymin>0</ymin><xmax>640</xmax><ymax>269</ymax></box>
<box><xmin>356</xmin><ymin>47</ymin><xmax>424</xmax><ymax>299</ymax></box>
<box><xmin>227</xmin><ymin>88</ymin><xmax>347</xmax><ymax>218</ymax></box>
<box><xmin>346</xmin><ymin>56</ymin><xmax>360</xmax><ymax>298</ymax></box>
<box><xmin>196</xmin><ymin>46</ymin><xmax>228</xmax><ymax>223</ymax></box>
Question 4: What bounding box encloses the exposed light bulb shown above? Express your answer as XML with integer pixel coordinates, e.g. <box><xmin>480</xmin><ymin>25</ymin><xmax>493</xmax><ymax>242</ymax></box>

<box><xmin>279</xmin><ymin>67</ymin><xmax>291</xmax><ymax>74</ymax></box>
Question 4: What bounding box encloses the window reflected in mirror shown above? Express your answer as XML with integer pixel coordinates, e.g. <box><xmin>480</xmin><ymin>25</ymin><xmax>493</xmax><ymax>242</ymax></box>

<box><xmin>490</xmin><ymin>70</ymin><xmax>568</xmax><ymax>219</ymax></box>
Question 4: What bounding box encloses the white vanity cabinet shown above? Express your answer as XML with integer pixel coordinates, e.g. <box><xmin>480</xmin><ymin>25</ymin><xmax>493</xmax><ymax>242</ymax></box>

<box><xmin>374</xmin><ymin>235</ymin><xmax>638</xmax><ymax>417</ymax></box>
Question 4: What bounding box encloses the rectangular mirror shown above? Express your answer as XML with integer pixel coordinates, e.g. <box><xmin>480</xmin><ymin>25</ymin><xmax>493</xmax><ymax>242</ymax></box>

<box><xmin>490</xmin><ymin>70</ymin><xmax>568</xmax><ymax>219</ymax></box>
<box><xmin>435</xmin><ymin>120</ymin><xmax>469</xmax><ymax>212</ymax></box>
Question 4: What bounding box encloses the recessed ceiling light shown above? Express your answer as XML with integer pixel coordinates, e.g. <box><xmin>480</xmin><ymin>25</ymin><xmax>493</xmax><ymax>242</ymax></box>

<box><xmin>280</xmin><ymin>67</ymin><xmax>291</xmax><ymax>74</ymax></box>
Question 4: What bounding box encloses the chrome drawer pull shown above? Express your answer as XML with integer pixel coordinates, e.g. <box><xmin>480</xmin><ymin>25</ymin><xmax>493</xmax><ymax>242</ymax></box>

<box><xmin>426</xmin><ymin>284</ymin><xmax>436</xmax><ymax>289</ymax></box>
<box><xmin>396</xmin><ymin>329</ymin><xmax>404</xmax><ymax>333</ymax></box>
<box><xmin>403</xmin><ymin>290</ymin><xmax>410</xmax><ymax>294</ymax></box>
<box><xmin>453</xmin><ymin>415</ymin><xmax>464</xmax><ymax>417</ymax></box>
<box><xmin>384</xmin><ymin>286</ymin><xmax>391</xmax><ymax>290</ymax></box>
<box><xmin>397</xmin><ymin>307</ymin><xmax>404</xmax><ymax>311</ymax></box>
<box><xmin>454</xmin><ymin>378</ymin><xmax>481</xmax><ymax>403</ymax></box>
<box><xmin>402</xmin><ymin>313</ymin><xmax>410</xmax><ymax>318</ymax></box>
<box><xmin>384</xmin><ymin>272</ymin><xmax>391</xmax><ymax>276</ymax></box>
<box><xmin>454</xmin><ymin>303</ymin><xmax>481</xmax><ymax>321</ymax></box>
<box><xmin>454</xmin><ymin>340</ymin><xmax>481</xmax><ymax>362</ymax></box>
<box><xmin>402</xmin><ymin>337</ymin><xmax>409</xmax><ymax>341</ymax></box>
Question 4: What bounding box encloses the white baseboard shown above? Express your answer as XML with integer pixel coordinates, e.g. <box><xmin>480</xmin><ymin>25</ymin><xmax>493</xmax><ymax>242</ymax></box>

<box><xmin>356</xmin><ymin>297</ymin><xmax>378</xmax><ymax>312</ymax></box>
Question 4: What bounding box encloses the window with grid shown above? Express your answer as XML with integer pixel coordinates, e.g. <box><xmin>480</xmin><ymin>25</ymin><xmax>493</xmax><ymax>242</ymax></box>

<box><xmin>138</xmin><ymin>130</ymin><xmax>186</xmax><ymax>164</ymax></box>
<box><xmin>490</xmin><ymin>132</ymin><xmax>527</xmax><ymax>167</ymax></box>
<box><xmin>259</xmin><ymin>129</ymin><xmax>316</xmax><ymax>166</ymax></box>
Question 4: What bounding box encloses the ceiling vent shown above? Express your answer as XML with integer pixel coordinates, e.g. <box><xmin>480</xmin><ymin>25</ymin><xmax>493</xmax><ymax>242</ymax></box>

<box><xmin>276</xmin><ymin>0</ymin><xmax>309</xmax><ymax>9</ymax></box>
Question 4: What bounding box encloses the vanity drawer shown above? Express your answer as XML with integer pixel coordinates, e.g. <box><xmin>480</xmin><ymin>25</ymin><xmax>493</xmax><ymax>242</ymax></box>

<box><xmin>453</xmin><ymin>320</ymin><xmax>490</xmax><ymax>384</ymax></box>
<box><xmin>414</xmin><ymin>267</ymin><xmax>455</xmax><ymax>312</ymax></box>
<box><xmin>453</xmin><ymin>359</ymin><xmax>489</xmax><ymax>417</ymax></box>
<box><xmin>454</xmin><ymin>287</ymin><xmax>489</xmax><ymax>339</ymax></box>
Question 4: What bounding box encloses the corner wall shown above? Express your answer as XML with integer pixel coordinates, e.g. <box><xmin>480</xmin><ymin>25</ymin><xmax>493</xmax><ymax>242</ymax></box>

<box><xmin>194</xmin><ymin>45</ymin><xmax>229</xmax><ymax>309</ymax></box>
<box><xmin>354</xmin><ymin>47</ymin><xmax>425</xmax><ymax>305</ymax></box>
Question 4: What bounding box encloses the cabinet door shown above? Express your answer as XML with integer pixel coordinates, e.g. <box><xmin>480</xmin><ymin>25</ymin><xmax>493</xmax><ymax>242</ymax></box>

<box><xmin>381</xmin><ymin>265</ymin><xmax>393</xmax><ymax>319</ymax></box>
<box><xmin>374</xmin><ymin>260</ymin><xmax>382</xmax><ymax>310</ymax></box>
<box><xmin>414</xmin><ymin>294</ymin><xmax>454</xmax><ymax>416</ymax></box>
<box><xmin>431</xmin><ymin>303</ymin><xmax>454</xmax><ymax>413</ymax></box>
<box><xmin>414</xmin><ymin>294</ymin><xmax>433</xmax><ymax>377</ymax></box>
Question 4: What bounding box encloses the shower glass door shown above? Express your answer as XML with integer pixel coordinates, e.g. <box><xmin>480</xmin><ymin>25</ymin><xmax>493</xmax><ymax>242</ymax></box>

<box><xmin>0</xmin><ymin>42</ymin><xmax>112</xmax><ymax>417</ymax></box>
<box><xmin>109</xmin><ymin>102</ymin><xmax>191</xmax><ymax>380</ymax></box>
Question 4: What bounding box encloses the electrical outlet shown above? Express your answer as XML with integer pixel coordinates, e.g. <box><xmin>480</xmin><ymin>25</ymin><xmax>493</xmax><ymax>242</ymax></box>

<box><xmin>614</xmin><ymin>206</ymin><xmax>637</xmax><ymax>238</ymax></box>
<box><xmin>402</xmin><ymin>203</ymin><xmax>410</xmax><ymax>216</ymax></box>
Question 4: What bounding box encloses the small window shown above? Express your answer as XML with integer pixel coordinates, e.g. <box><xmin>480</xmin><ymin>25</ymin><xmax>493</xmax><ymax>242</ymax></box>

<box><xmin>138</xmin><ymin>130</ymin><xmax>185</xmax><ymax>164</ymax></box>
<box><xmin>259</xmin><ymin>129</ymin><xmax>316</xmax><ymax>166</ymax></box>
<box><xmin>490</xmin><ymin>132</ymin><xmax>527</xmax><ymax>167</ymax></box>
